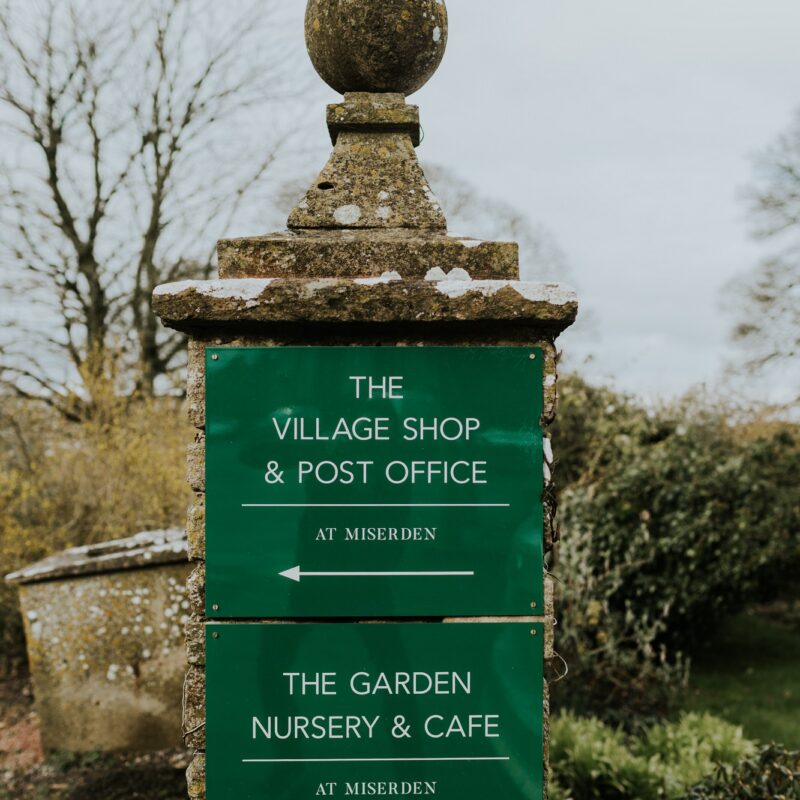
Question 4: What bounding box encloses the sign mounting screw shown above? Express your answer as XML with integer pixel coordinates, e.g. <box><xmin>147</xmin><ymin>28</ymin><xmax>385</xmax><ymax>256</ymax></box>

<box><xmin>211</xmin><ymin>354</ymin><xmax>219</xmax><ymax>361</ymax></box>
<box><xmin>212</xmin><ymin>604</ymin><xmax>219</xmax><ymax>611</ymax></box>
<box><xmin>530</xmin><ymin>601</ymin><xmax>537</xmax><ymax>609</ymax></box>
<box><xmin>212</xmin><ymin>632</ymin><xmax>219</xmax><ymax>639</ymax></box>
<box><xmin>530</xmin><ymin>629</ymin><xmax>538</xmax><ymax>636</ymax></box>
<box><xmin>529</xmin><ymin>354</ymin><xmax>536</xmax><ymax>360</ymax></box>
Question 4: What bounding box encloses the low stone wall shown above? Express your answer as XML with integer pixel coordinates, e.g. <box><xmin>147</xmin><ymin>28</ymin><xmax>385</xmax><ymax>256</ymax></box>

<box><xmin>6</xmin><ymin>530</ymin><xmax>191</xmax><ymax>753</ymax></box>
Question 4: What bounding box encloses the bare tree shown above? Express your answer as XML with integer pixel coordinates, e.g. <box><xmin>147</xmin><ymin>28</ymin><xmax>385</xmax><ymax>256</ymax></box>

<box><xmin>0</xmin><ymin>0</ymin><xmax>303</xmax><ymax>418</ymax></box>
<box><xmin>728</xmin><ymin>109</ymin><xmax>800</xmax><ymax>391</ymax></box>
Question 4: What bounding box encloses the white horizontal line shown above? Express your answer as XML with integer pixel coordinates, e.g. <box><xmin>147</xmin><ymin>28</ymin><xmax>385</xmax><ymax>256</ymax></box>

<box><xmin>303</xmin><ymin>571</ymin><xmax>475</xmax><ymax>578</ymax></box>
<box><xmin>242</xmin><ymin>503</ymin><xmax>511</xmax><ymax>508</ymax></box>
<box><xmin>242</xmin><ymin>756</ymin><xmax>510</xmax><ymax>763</ymax></box>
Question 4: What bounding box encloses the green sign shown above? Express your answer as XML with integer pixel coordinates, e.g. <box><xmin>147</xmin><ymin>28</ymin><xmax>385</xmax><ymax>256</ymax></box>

<box><xmin>206</xmin><ymin>347</ymin><xmax>543</xmax><ymax>618</ymax></box>
<box><xmin>206</xmin><ymin>622</ymin><xmax>543</xmax><ymax>800</ymax></box>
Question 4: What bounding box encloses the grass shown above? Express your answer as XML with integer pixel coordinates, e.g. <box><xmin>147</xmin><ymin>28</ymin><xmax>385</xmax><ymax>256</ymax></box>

<box><xmin>683</xmin><ymin>610</ymin><xmax>800</xmax><ymax>748</ymax></box>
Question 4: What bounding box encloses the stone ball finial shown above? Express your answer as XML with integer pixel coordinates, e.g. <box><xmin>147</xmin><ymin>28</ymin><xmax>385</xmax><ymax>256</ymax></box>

<box><xmin>305</xmin><ymin>0</ymin><xmax>448</xmax><ymax>96</ymax></box>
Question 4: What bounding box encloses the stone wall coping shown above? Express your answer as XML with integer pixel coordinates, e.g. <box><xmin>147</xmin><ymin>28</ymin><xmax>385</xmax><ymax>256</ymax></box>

<box><xmin>217</xmin><ymin>230</ymin><xmax>519</xmax><ymax>280</ymax></box>
<box><xmin>152</xmin><ymin>271</ymin><xmax>578</xmax><ymax>334</ymax></box>
<box><xmin>5</xmin><ymin>529</ymin><xmax>187</xmax><ymax>585</ymax></box>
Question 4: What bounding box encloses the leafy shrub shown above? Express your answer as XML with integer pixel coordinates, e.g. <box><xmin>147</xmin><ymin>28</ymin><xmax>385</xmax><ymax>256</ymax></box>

<box><xmin>551</xmin><ymin>713</ymin><xmax>659</xmax><ymax>799</ymax></box>
<box><xmin>550</xmin><ymin>712</ymin><xmax>755</xmax><ymax>800</ymax></box>
<box><xmin>550</xmin><ymin>374</ymin><xmax>658</xmax><ymax>489</ymax></box>
<box><xmin>685</xmin><ymin>745</ymin><xmax>800</xmax><ymax>799</ymax></box>
<box><xmin>0</xmin><ymin>392</ymin><xmax>189</xmax><ymax>674</ymax></box>
<box><xmin>551</xmin><ymin>376</ymin><xmax>800</xmax><ymax>718</ymax></box>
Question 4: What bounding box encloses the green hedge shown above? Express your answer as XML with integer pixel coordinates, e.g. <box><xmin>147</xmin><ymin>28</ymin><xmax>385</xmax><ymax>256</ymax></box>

<box><xmin>551</xmin><ymin>376</ymin><xmax>800</xmax><ymax>718</ymax></box>
<box><xmin>550</xmin><ymin>712</ymin><xmax>755</xmax><ymax>800</ymax></box>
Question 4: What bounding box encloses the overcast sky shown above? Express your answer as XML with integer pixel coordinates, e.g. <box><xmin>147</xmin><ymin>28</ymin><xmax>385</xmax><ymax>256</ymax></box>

<box><xmin>289</xmin><ymin>1</ymin><xmax>800</xmax><ymax>402</ymax></box>
<box><xmin>4</xmin><ymin>2</ymin><xmax>797</xmax><ymax>403</ymax></box>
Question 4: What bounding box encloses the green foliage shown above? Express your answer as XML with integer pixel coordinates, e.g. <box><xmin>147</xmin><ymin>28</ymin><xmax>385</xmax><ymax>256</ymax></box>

<box><xmin>550</xmin><ymin>712</ymin><xmax>755</xmax><ymax>800</ymax></box>
<box><xmin>563</xmin><ymin>416</ymin><xmax>799</xmax><ymax>643</ymax></box>
<box><xmin>551</xmin><ymin>713</ymin><xmax>658</xmax><ymax>800</ymax></box>
<box><xmin>685</xmin><ymin>745</ymin><xmax>800</xmax><ymax>799</ymax></box>
<box><xmin>0</xmin><ymin>392</ymin><xmax>189</xmax><ymax>673</ymax></box>
<box><xmin>552</xmin><ymin>375</ymin><xmax>800</xmax><ymax>719</ymax></box>
<box><xmin>551</xmin><ymin>374</ymin><xmax>658</xmax><ymax>489</ymax></box>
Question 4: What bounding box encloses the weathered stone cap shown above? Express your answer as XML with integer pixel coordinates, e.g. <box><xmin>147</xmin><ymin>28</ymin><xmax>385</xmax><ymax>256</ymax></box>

<box><xmin>152</xmin><ymin>271</ymin><xmax>578</xmax><ymax>334</ymax></box>
<box><xmin>218</xmin><ymin>230</ymin><xmax>519</xmax><ymax>280</ymax></box>
<box><xmin>5</xmin><ymin>529</ymin><xmax>187</xmax><ymax>585</ymax></box>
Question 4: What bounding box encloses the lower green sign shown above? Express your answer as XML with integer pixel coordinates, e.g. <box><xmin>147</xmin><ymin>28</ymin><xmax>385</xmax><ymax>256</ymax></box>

<box><xmin>206</xmin><ymin>623</ymin><xmax>543</xmax><ymax>799</ymax></box>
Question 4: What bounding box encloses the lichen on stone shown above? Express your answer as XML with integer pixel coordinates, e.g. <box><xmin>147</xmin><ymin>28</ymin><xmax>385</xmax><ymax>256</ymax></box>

<box><xmin>305</xmin><ymin>0</ymin><xmax>448</xmax><ymax>96</ymax></box>
<box><xmin>152</xmin><ymin>276</ymin><xmax>578</xmax><ymax>333</ymax></box>
<box><xmin>15</xmin><ymin>560</ymin><xmax>191</xmax><ymax>752</ymax></box>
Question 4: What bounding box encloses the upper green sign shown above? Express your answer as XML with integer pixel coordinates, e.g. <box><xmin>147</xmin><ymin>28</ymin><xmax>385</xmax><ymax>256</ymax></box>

<box><xmin>206</xmin><ymin>622</ymin><xmax>544</xmax><ymax>800</ymax></box>
<box><xmin>206</xmin><ymin>347</ymin><xmax>543</xmax><ymax>618</ymax></box>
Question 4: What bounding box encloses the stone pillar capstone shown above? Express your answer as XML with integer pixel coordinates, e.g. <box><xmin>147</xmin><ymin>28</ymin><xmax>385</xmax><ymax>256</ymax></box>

<box><xmin>153</xmin><ymin>2</ymin><xmax>577</xmax><ymax>797</ymax></box>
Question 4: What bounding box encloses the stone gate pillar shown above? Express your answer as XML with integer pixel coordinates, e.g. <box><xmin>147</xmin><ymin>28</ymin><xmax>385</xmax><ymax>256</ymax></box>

<box><xmin>154</xmin><ymin>3</ymin><xmax>577</xmax><ymax>798</ymax></box>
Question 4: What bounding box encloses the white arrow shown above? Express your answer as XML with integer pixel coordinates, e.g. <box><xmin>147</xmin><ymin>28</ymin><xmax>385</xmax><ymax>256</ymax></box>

<box><xmin>279</xmin><ymin>566</ymin><xmax>475</xmax><ymax>583</ymax></box>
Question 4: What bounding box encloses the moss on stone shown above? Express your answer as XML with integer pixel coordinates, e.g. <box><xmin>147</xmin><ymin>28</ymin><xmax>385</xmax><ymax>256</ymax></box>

<box><xmin>305</xmin><ymin>0</ymin><xmax>447</xmax><ymax>96</ymax></box>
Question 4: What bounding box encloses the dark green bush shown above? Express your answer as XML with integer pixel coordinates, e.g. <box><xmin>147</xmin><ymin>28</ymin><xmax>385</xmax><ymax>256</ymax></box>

<box><xmin>550</xmin><ymin>712</ymin><xmax>755</xmax><ymax>800</ymax></box>
<box><xmin>685</xmin><ymin>745</ymin><xmax>800</xmax><ymax>799</ymax></box>
<box><xmin>562</xmin><ymin>417</ymin><xmax>799</xmax><ymax>644</ymax></box>
<box><xmin>551</xmin><ymin>376</ymin><xmax>800</xmax><ymax>719</ymax></box>
<box><xmin>550</xmin><ymin>374</ymin><xmax>659</xmax><ymax>489</ymax></box>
